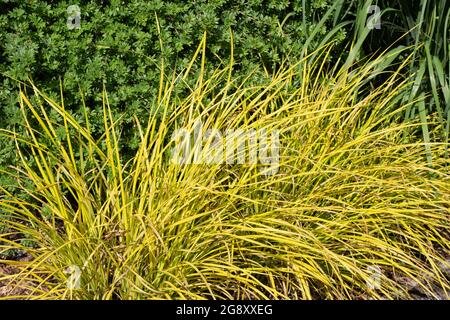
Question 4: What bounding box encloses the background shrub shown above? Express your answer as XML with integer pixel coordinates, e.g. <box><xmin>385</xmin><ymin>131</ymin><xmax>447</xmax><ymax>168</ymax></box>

<box><xmin>0</xmin><ymin>0</ymin><xmax>348</xmax><ymax>130</ymax></box>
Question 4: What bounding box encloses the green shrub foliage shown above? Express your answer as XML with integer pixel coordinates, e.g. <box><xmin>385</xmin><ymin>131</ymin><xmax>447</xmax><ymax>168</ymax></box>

<box><xmin>0</xmin><ymin>0</ymin><xmax>346</xmax><ymax>122</ymax></box>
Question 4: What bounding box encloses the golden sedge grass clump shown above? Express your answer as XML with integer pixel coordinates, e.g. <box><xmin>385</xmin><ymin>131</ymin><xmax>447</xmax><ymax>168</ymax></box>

<box><xmin>0</xmin><ymin>45</ymin><xmax>449</xmax><ymax>300</ymax></box>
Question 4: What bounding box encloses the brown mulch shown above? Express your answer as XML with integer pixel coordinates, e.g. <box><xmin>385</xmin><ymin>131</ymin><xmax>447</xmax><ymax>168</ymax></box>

<box><xmin>0</xmin><ymin>254</ymin><xmax>35</xmax><ymax>299</ymax></box>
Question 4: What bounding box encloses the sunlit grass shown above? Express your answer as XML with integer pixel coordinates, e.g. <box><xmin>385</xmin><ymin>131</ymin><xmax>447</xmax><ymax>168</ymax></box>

<box><xmin>0</xmin><ymin>44</ymin><xmax>449</xmax><ymax>300</ymax></box>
